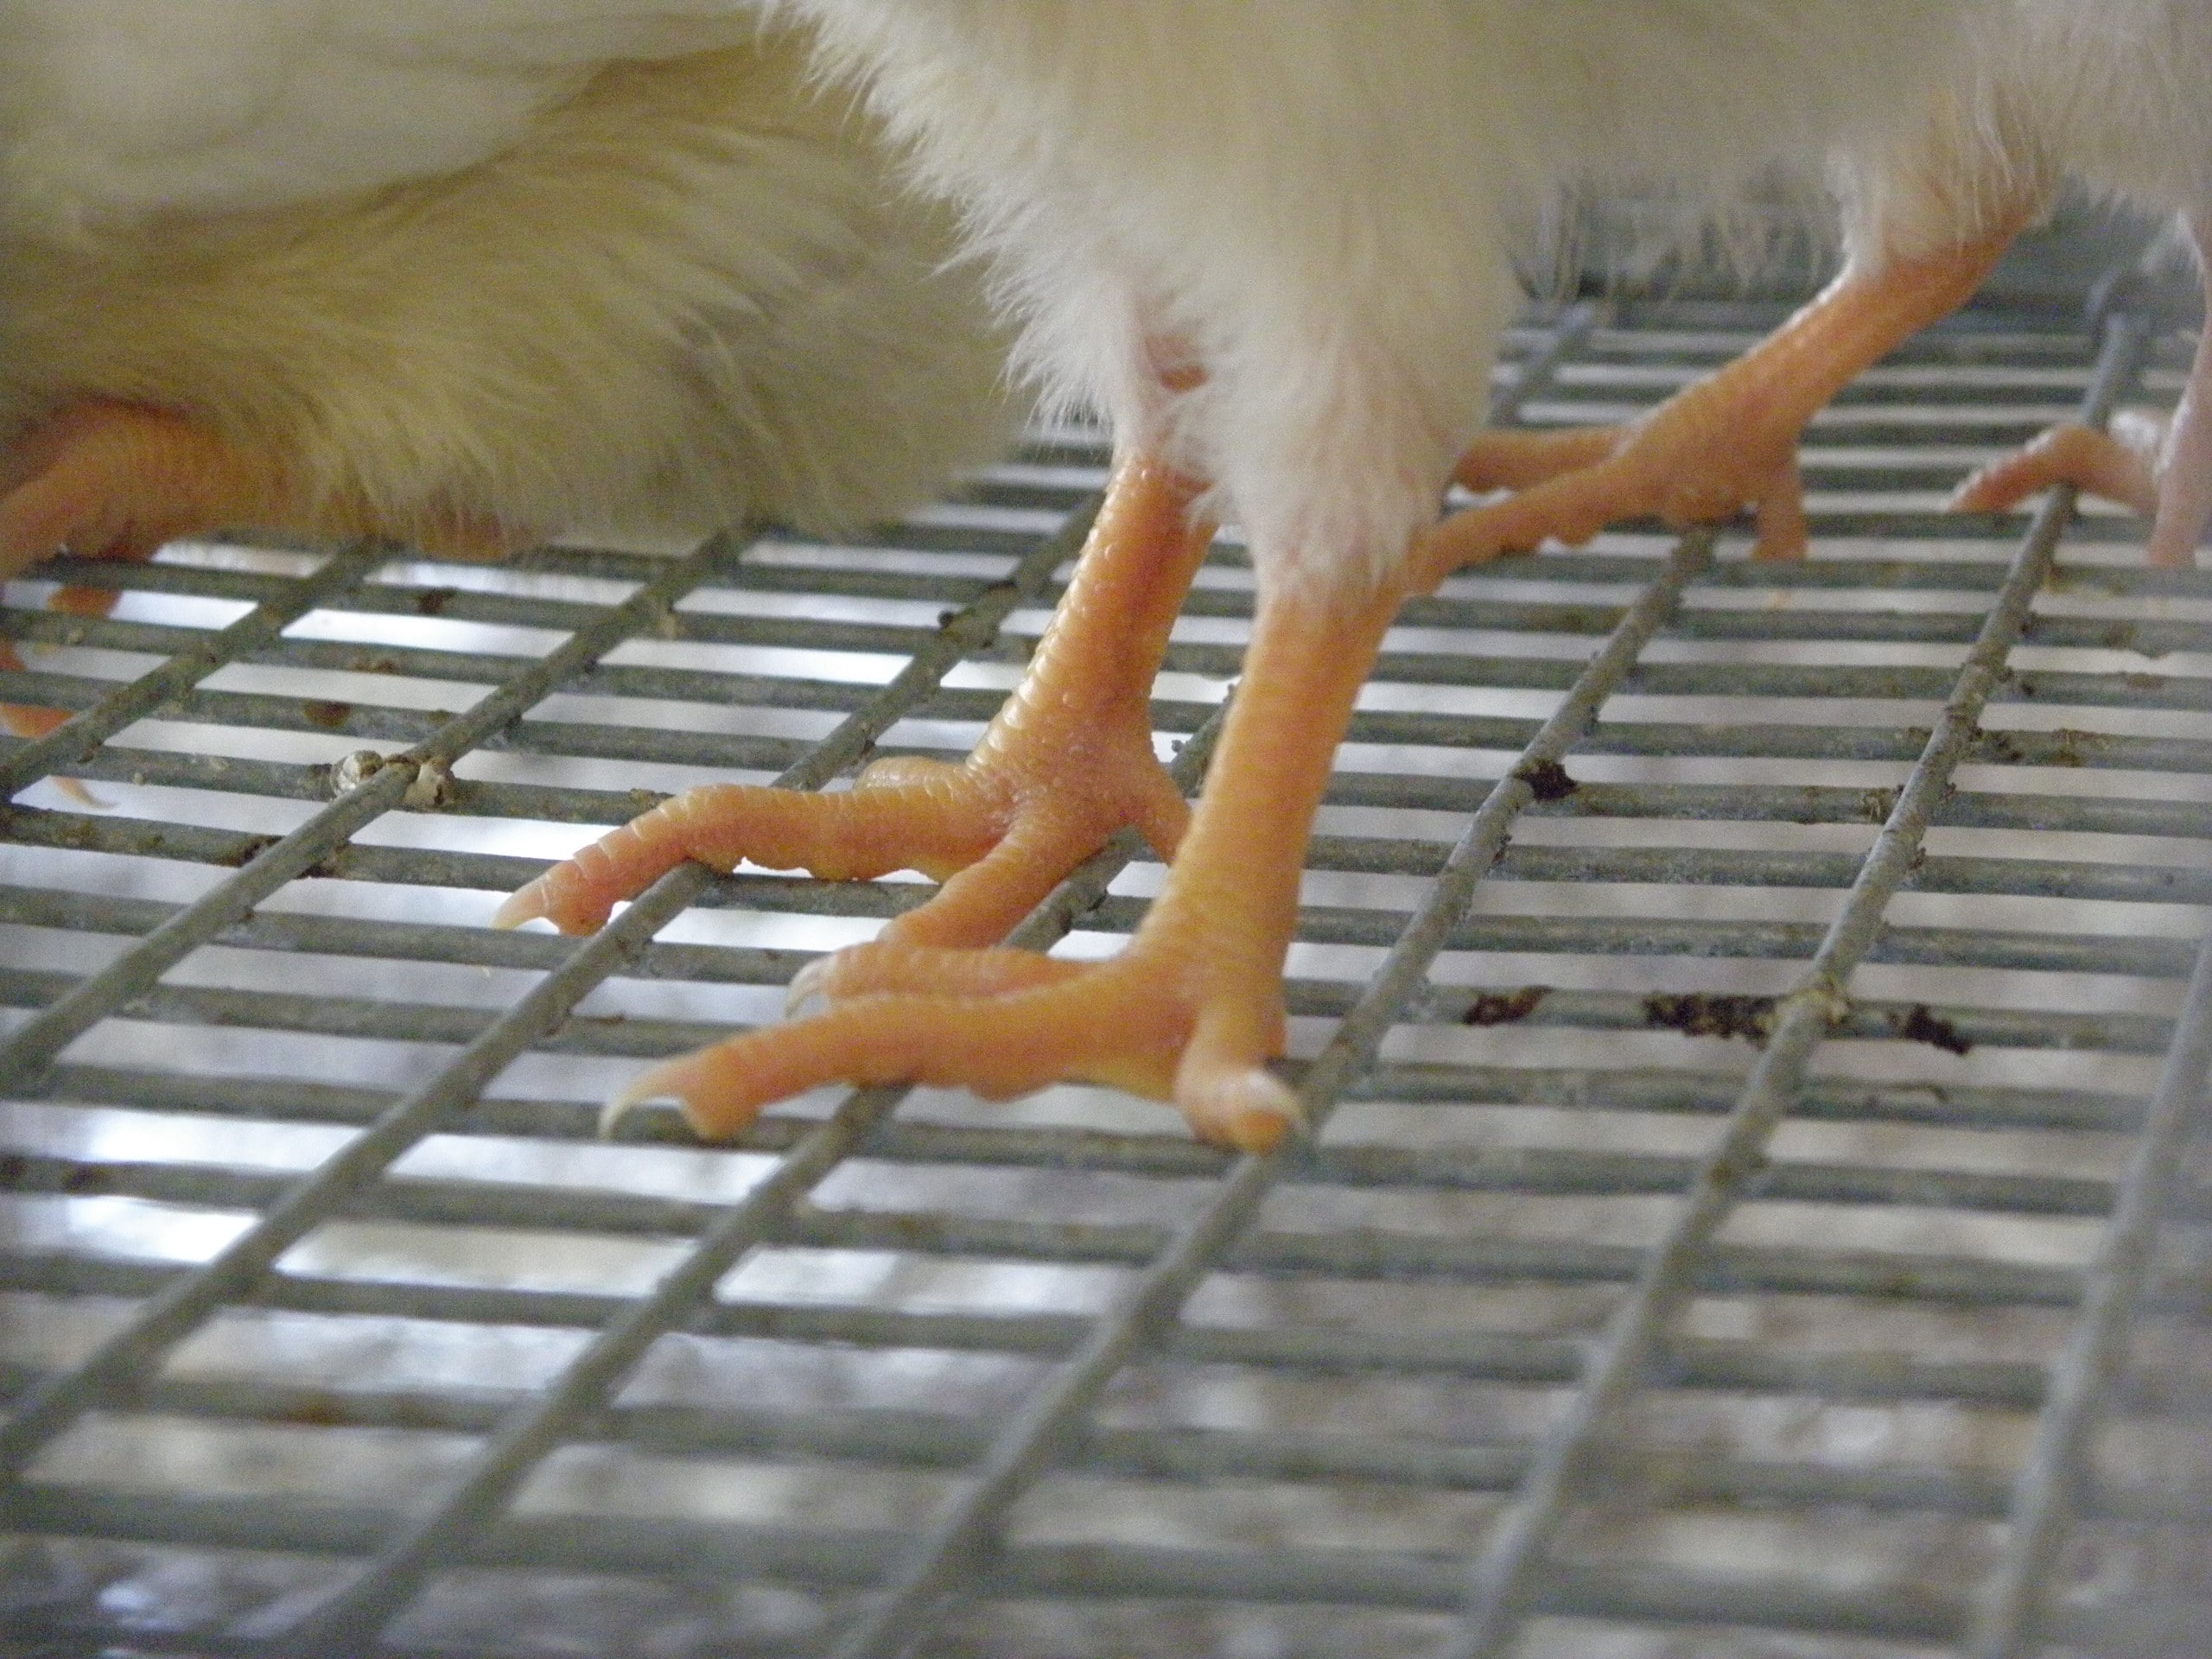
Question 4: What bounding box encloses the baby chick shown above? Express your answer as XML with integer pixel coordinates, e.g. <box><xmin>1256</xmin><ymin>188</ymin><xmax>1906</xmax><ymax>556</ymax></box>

<box><xmin>503</xmin><ymin>2</ymin><xmax>1993</xmax><ymax>1151</ymax></box>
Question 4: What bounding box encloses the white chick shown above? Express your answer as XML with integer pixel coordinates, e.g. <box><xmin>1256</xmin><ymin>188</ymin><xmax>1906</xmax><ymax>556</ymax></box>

<box><xmin>0</xmin><ymin>6</ymin><xmax>1015</xmax><ymax>731</ymax></box>
<box><xmin>1452</xmin><ymin>0</ymin><xmax>2212</xmax><ymax>569</ymax></box>
<box><xmin>502</xmin><ymin>3</ymin><xmax>1992</xmax><ymax>1151</ymax></box>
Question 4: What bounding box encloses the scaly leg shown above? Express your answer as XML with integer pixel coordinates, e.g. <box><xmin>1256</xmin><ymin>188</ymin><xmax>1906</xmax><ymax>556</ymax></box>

<box><xmin>1951</xmin><ymin>216</ymin><xmax>2212</xmax><ymax>569</ymax></box>
<box><xmin>498</xmin><ymin>454</ymin><xmax>1209</xmax><ymax>956</ymax></box>
<box><xmin>601</xmin><ymin>530</ymin><xmax>1406</xmax><ymax>1152</ymax></box>
<box><xmin>1421</xmin><ymin>220</ymin><xmax>2024</xmax><ymax>578</ymax></box>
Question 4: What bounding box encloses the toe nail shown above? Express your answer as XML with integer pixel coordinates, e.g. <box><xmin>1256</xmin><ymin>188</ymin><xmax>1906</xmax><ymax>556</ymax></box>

<box><xmin>1193</xmin><ymin>1067</ymin><xmax>1305</xmax><ymax>1154</ymax></box>
<box><xmin>785</xmin><ymin>956</ymin><xmax>833</xmax><ymax>1016</ymax></box>
<box><xmin>601</xmin><ymin>1075</ymin><xmax>683</xmax><ymax>1140</ymax></box>
<box><xmin>1232</xmin><ymin>1102</ymin><xmax>1299</xmax><ymax>1154</ymax></box>
<box><xmin>491</xmin><ymin>884</ymin><xmax>546</xmax><ymax>931</ymax></box>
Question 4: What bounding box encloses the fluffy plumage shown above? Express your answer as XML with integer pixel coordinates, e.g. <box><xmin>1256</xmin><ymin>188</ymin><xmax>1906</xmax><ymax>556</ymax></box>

<box><xmin>784</xmin><ymin>2</ymin><xmax>1983</xmax><ymax>593</ymax></box>
<box><xmin>0</xmin><ymin>10</ymin><xmax>1015</xmax><ymax>566</ymax></box>
<box><xmin>1841</xmin><ymin>2</ymin><xmax>2211</xmax><ymax>263</ymax></box>
<box><xmin>1442</xmin><ymin>1</ymin><xmax>2212</xmax><ymax>569</ymax></box>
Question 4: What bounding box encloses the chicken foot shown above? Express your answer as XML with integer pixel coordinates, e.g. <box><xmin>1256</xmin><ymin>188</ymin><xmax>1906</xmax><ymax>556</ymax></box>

<box><xmin>596</xmin><ymin>505</ymin><xmax>1402</xmax><ymax>1152</ymax></box>
<box><xmin>505</xmin><ymin>442</ymin><xmax>1427</xmax><ymax>1150</ymax></box>
<box><xmin>1421</xmin><ymin>219</ymin><xmax>2023</xmax><ymax>575</ymax></box>
<box><xmin>1951</xmin><ymin>215</ymin><xmax>2212</xmax><ymax>568</ymax></box>
<box><xmin>499</xmin><ymin>451</ymin><xmax>1205</xmax><ymax>974</ymax></box>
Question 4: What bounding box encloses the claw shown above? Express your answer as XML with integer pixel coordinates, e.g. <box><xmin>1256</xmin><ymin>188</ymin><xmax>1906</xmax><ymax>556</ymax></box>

<box><xmin>784</xmin><ymin>955</ymin><xmax>833</xmax><ymax>1016</ymax></box>
<box><xmin>491</xmin><ymin>879</ymin><xmax>556</xmax><ymax>932</ymax></box>
<box><xmin>599</xmin><ymin>1083</ymin><xmax>678</xmax><ymax>1141</ymax></box>
<box><xmin>1178</xmin><ymin>1059</ymin><xmax>1302</xmax><ymax>1154</ymax></box>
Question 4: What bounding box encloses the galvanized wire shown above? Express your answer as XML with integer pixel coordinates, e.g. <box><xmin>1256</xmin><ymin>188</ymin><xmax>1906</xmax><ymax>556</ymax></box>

<box><xmin>0</xmin><ymin>531</ymin><xmax>741</xmax><ymax>1100</ymax></box>
<box><xmin>0</xmin><ymin>540</ymin><xmax>390</xmax><ymax>798</ymax></box>
<box><xmin>1446</xmin><ymin>312</ymin><xmax>2157</xmax><ymax>1659</ymax></box>
<box><xmin>826</xmin><ymin>526</ymin><xmax>1719</xmax><ymax>1659</ymax></box>
<box><xmin>262</xmin><ymin>543</ymin><xmax>1232</xmax><ymax>1655</ymax></box>
<box><xmin>251</xmin><ymin>310</ymin><xmax>1615</xmax><ymax>1655</ymax></box>
<box><xmin>0</xmin><ymin>493</ymin><xmax>1098</xmax><ymax>1515</ymax></box>
<box><xmin>0</xmin><ymin>531</ymin><xmax>741</xmax><ymax>1483</ymax></box>
<box><xmin>1964</xmin><ymin>929</ymin><xmax>2212</xmax><ymax>1658</ymax></box>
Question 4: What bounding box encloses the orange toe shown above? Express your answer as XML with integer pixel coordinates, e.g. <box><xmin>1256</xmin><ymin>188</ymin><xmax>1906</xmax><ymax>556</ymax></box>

<box><xmin>1425</xmin><ymin>401</ymin><xmax>1812</xmax><ymax>578</ymax></box>
<box><xmin>1948</xmin><ymin>418</ymin><xmax>2161</xmax><ymax>521</ymax></box>
<box><xmin>495</xmin><ymin>715</ymin><xmax>1191</xmax><ymax>944</ymax></box>
<box><xmin>499</xmin><ymin>452</ymin><xmax>1211</xmax><ymax>949</ymax></box>
<box><xmin>496</xmin><ymin>764</ymin><xmax>1012</xmax><ymax>935</ymax></box>
<box><xmin>1948</xmin><ymin>404</ymin><xmax>2211</xmax><ymax>569</ymax></box>
<box><xmin>5</xmin><ymin>565</ymin><xmax>121</xmax><ymax>748</ymax></box>
<box><xmin>1427</xmin><ymin>361</ymin><xmax>1819</xmax><ymax>577</ymax></box>
<box><xmin>1452</xmin><ymin>426</ymin><xmax>1624</xmax><ymax>493</ymax></box>
<box><xmin>788</xmin><ymin>939</ymin><xmax>1083</xmax><ymax>1009</ymax></box>
<box><xmin>1</xmin><ymin>638</ymin><xmax>71</xmax><ymax>741</ymax></box>
<box><xmin>611</xmin><ymin>938</ymin><xmax>1295</xmax><ymax>1152</ymax></box>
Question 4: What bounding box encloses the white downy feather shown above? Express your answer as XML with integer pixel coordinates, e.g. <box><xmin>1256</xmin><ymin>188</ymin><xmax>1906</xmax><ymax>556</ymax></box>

<box><xmin>779</xmin><ymin>2</ymin><xmax>1993</xmax><ymax>592</ymax></box>
<box><xmin>0</xmin><ymin>2</ymin><xmax>766</xmax><ymax>227</ymax></box>
<box><xmin>0</xmin><ymin>10</ymin><xmax>1019</xmax><ymax>550</ymax></box>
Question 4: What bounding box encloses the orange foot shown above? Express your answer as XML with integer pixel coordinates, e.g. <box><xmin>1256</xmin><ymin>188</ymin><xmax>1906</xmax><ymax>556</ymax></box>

<box><xmin>1419</xmin><ymin>220</ymin><xmax>2024</xmax><ymax>581</ymax></box>
<box><xmin>592</xmin><ymin>542</ymin><xmax>1404</xmax><ymax>1154</ymax></box>
<box><xmin>1949</xmin><ymin>220</ymin><xmax>2212</xmax><ymax>570</ymax></box>
<box><xmin>498</xmin><ymin>454</ymin><xmax>1206</xmax><ymax>950</ymax></box>
<box><xmin>503</xmin><ymin>445</ymin><xmax>1413</xmax><ymax>1153</ymax></box>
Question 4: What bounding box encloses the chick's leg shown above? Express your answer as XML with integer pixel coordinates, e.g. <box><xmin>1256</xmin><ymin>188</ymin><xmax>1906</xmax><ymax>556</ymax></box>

<box><xmin>0</xmin><ymin>397</ymin><xmax>523</xmax><ymax>575</ymax></box>
<box><xmin>607</xmin><ymin>546</ymin><xmax>1403</xmax><ymax>1153</ymax></box>
<box><xmin>1424</xmin><ymin>221</ymin><xmax>2022</xmax><ymax>575</ymax></box>
<box><xmin>0</xmin><ymin>398</ymin><xmax>523</xmax><ymax>743</ymax></box>
<box><xmin>0</xmin><ymin>400</ymin><xmax>291</xmax><ymax>575</ymax></box>
<box><xmin>1951</xmin><ymin>217</ymin><xmax>2212</xmax><ymax>569</ymax></box>
<box><xmin>498</xmin><ymin>454</ymin><xmax>1208</xmax><ymax>951</ymax></box>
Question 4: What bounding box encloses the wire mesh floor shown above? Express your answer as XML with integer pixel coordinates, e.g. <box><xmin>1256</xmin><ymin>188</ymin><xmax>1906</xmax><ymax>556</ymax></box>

<box><xmin>3</xmin><ymin>287</ymin><xmax>2209</xmax><ymax>1659</ymax></box>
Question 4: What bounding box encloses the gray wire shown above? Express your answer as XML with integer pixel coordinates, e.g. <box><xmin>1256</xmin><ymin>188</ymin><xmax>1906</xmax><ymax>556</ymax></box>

<box><xmin>1446</xmin><ymin>312</ymin><xmax>2154</xmax><ymax>1659</ymax></box>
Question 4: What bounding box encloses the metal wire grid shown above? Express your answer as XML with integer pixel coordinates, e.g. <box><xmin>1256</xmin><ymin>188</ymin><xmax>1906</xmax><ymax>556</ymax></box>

<box><xmin>0</xmin><ymin>290</ymin><xmax>2207</xmax><ymax>1659</ymax></box>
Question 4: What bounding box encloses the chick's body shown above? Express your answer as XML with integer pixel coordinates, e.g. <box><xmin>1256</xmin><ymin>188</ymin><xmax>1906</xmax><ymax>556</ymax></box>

<box><xmin>1845</xmin><ymin>0</ymin><xmax>2212</xmax><ymax>262</ymax></box>
<box><xmin>0</xmin><ymin>7</ymin><xmax>1015</xmax><ymax>565</ymax></box>
<box><xmin>790</xmin><ymin>2</ymin><xmax>1979</xmax><ymax>589</ymax></box>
